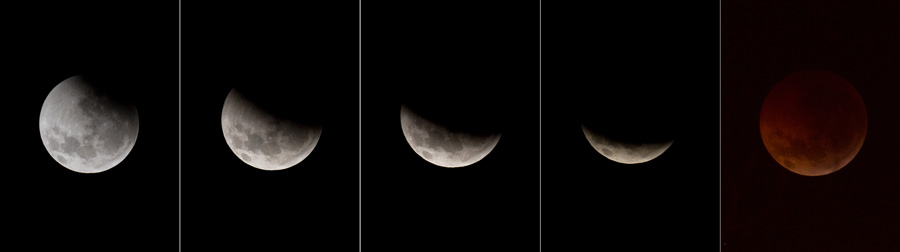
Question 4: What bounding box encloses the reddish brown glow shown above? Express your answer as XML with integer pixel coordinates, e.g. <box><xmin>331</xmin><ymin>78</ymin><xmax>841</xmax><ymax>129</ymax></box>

<box><xmin>759</xmin><ymin>70</ymin><xmax>867</xmax><ymax>176</ymax></box>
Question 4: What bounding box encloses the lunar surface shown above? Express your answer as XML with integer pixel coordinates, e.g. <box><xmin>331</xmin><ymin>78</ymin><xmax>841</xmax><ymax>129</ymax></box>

<box><xmin>39</xmin><ymin>75</ymin><xmax>139</xmax><ymax>173</ymax></box>
<box><xmin>760</xmin><ymin>70</ymin><xmax>867</xmax><ymax>176</ymax></box>
<box><xmin>582</xmin><ymin>125</ymin><xmax>673</xmax><ymax>164</ymax></box>
<box><xmin>221</xmin><ymin>88</ymin><xmax>322</xmax><ymax>170</ymax></box>
<box><xmin>400</xmin><ymin>105</ymin><xmax>501</xmax><ymax>168</ymax></box>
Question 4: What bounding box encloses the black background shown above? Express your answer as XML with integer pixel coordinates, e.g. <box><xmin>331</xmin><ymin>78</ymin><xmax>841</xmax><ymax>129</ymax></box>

<box><xmin>723</xmin><ymin>0</ymin><xmax>900</xmax><ymax>251</ymax></box>
<box><xmin>181</xmin><ymin>1</ymin><xmax>358</xmax><ymax>251</ymax></box>
<box><xmin>543</xmin><ymin>1</ymin><xmax>720</xmax><ymax>250</ymax></box>
<box><xmin>4</xmin><ymin>0</ymin><xmax>178</xmax><ymax>251</ymax></box>
<box><xmin>362</xmin><ymin>0</ymin><xmax>539</xmax><ymax>251</ymax></box>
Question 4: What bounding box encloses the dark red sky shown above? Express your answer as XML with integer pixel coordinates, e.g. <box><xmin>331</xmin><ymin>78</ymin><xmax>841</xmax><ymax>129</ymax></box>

<box><xmin>722</xmin><ymin>0</ymin><xmax>900</xmax><ymax>251</ymax></box>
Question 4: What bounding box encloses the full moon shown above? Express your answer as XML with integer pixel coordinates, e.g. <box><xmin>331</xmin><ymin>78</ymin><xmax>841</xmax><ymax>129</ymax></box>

<box><xmin>400</xmin><ymin>104</ymin><xmax>501</xmax><ymax>168</ymax></box>
<box><xmin>582</xmin><ymin>125</ymin><xmax>674</xmax><ymax>164</ymax></box>
<box><xmin>760</xmin><ymin>70</ymin><xmax>867</xmax><ymax>176</ymax></box>
<box><xmin>221</xmin><ymin>88</ymin><xmax>322</xmax><ymax>170</ymax></box>
<box><xmin>39</xmin><ymin>75</ymin><xmax>139</xmax><ymax>173</ymax></box>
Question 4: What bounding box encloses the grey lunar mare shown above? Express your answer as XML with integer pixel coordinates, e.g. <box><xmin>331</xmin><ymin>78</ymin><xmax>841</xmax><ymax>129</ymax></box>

<box><xmin>39</xmin><ymin>75</ymin><xmax>139</xmax><ymax>173</ymax></box>
<box><xmin>400</xmin><ymin>105</ymin><xmax>501</xmax><ymax>168</ymax></box>
<box><xmin>221</xmin><ymin>89</ymin><xmax>322</xmax><ymax>170</ymax></box>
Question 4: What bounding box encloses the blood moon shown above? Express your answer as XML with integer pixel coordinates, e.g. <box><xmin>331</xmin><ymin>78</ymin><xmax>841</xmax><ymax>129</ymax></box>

<box><xmin>760</xmin><ymin>70</ymin><xmax>867</xmax><ymax>176</ymax></box>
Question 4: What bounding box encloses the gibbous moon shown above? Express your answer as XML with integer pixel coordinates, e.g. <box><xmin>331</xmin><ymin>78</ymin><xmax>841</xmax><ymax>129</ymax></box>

<box><xmin>400</xmin><ymin>105</ymin><xmax>501</xmax><ymax>168</ymax></box>
<box><xmin>221</xmin><ymin>88</ymin><xmax>322</xmax><ymax>170</ymax></box>
<box><xmin>760</xmin><ymin>70</ymin><xmax>867</xmax><ymax>176</ymax></box>
<box><xmin>39</xmin><ymin>75</ymin><xmax>139</xmax><ymax>173</ymax></box>
<box><xmin>582</xmin><ymin>125</ymin><xmax>673</xmax><ymax>164</ymax></box>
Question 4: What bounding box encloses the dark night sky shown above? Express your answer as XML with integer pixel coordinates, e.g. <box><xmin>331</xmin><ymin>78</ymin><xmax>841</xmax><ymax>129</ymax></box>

<box><xmin>543</xmin><ymin>1</ymin><xmax>719</xmax><ymax>250</ymax></box>
<box><xmin>4</xmin><ymin>1</ymin><xmax>178</xmax><ymax>251</ymax></box>
<box><xmin>181</xmin><ymin>1</ymin><xmax>358</xmax><ymax>251</ymax></box>
<box><xmin>722</xmin><ymin>0</ymin><xmax>900</xmax><ymax>251</ymax></box>
<box><xmin>362</xmin><ymin>0</ymin><xmax>538</xmax><ymax>251</ymax></box>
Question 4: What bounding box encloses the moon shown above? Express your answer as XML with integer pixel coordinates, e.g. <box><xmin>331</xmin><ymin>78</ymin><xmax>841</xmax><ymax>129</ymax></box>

<box><xmin>39</xmin><ymin>75</ymin><xmax>139</xmax><ymax>173</ymax></box>
<box><xmin>221</xmin><ymin>88</ymin><xmax>322</xmax><ymax>170</ymax></box>
<box><xmin>760</xmin><ymin>70</ymin><xmax>867</xmax><ymax>176</ymax></box>
<box><xmin>400</xmin><ymin>105</ymin><xmax>501</xmax><ymax>168</ymax></box>
<box><xmin>582</xmin><ymin>125</ymin><xmax>674</xmax><ymax>164</ymax></box>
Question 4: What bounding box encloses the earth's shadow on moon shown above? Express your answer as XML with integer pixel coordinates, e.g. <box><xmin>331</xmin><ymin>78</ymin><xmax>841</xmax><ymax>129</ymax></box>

<box><xmin>759</xmin><ymin>69</ymin><xmax>867</xmax><ymax>176</ymax></box>
<box><xmin>575</xmin><ymin>83</ymin><xmax>681</xmax><ymax>163</ymax></box>
<box><xmin>400</xmin><ymin>102</ymin><xmax>504</xmax><ymax>138</ymax></box>
<box><xmin>397</xmin><ymin>76</ymin><xmax>507</xmax><ymax>168</ymax></box>
<box><xmin>230</xmin><ymin>83</ymin><xmax>326</xmax><ymax>126</ymax></box>
<box><xmin>581</xmin><ymin>114</ymin><xmax>677</xmax><ymax>147</ymax></box>
<box><xmin>76</xmin><ymin>73</ymin><xmax>140</xmax><ymax>110</ymax></box>
<box><xmin>398</xmin><ymin>76</ymin><xmax>506</xmax><ymax>138</ymax></box>
<box><xmin>221</xmin><ymin>82</ymin><xmax>326</xmax><ymax>170</ymax></box>
<box><xmin>39</xmin><ymin>74</ymin><xmax>140</xmax><ymax>173</ymax></box>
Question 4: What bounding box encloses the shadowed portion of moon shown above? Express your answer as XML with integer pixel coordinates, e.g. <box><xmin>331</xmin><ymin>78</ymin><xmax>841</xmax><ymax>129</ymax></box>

<box><xmin>582</xmin><ymin>124</ymin><xmax>673</xmax><ymax>164</ymax></box>
<box><xmin>400</xmin><ymin>104</ymin><xmax>501</xmax><ymax>168</ymax></box>
<box><xmin>573</xmin><ymin>78</ymin><xmax>680</xmax><ymax>166</ymax></box>
<box><xmin>760</xmin><ymin>70</ymin><xmax>867</xmax><ymax>176</ymax></box>
<box><xmin>222</xmin><ymin>88</ymin><xmax>322</xmax><ymax>170</ymax></box>
<box><xmin>39</xmin><ymin>75</ymin><xmax>139</xmax><ymax>173</ymax></box>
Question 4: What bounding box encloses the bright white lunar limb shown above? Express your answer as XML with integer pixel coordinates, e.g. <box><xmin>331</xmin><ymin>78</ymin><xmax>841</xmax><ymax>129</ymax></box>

<box><xmin>582</xmin><ymin>124</ymin><xmax>673</xmax><ymax>164</ymax></box>
<box><xmin>400</xmin><ymin>105</ymin><xmax>501</xmax><ymax>168</ymax></box>
<box><xmin>221</xmin><ymin>89</ymin><xmax>322</xmax><ymax>171</ymax></box>
<box><xmin>39</xmin><ymin>75</ymin><xmax>139</xmax><ymax>173</ymax></box>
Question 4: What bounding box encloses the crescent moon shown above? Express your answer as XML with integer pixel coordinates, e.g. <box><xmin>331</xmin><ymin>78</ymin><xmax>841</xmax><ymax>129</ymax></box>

<box><xmin>400</xmin><ymin>105</ymin><xmax>501</xmax><ymax>168</ymax></box>
<box><xmin>221</xmin><ymin>88</ymin><xmax>322</xmax><ymax>170</ymax></box>
<box><xmin>582</xmin><ymin>124</ymin><xmax>673</xmax><ymax>164</ymax></box>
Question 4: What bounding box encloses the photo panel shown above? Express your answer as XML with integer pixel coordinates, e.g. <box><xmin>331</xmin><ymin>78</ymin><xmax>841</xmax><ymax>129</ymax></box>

<box><xmin>362</xmin><ymin>0</ymin><xmax>539</xmax><ymax>250</ymax></box>
<box><xmin>181</xmin><ymin>1</ymin><xmax>359</xmax><ymax>251</ymax></box>
<box><xmin>722</xmin><ymin>0</ymin><xmax>900</xmax><ymax>251</ymax></box>
<box><xmin>4</xmin><ymin>1</ymin><xmax>179</xmax><ymax>251</ymax></box>
<box><xmin>543</xmin><ymin>1</ymin><xmax>720</xmax><ymax>249</ymax></box>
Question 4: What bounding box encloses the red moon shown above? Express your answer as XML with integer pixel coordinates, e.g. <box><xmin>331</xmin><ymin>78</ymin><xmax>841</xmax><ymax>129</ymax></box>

<box><xmin>760</xmin><ymin>70</ymin><xmax>867</xmax><ymax>176</ymax></box>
